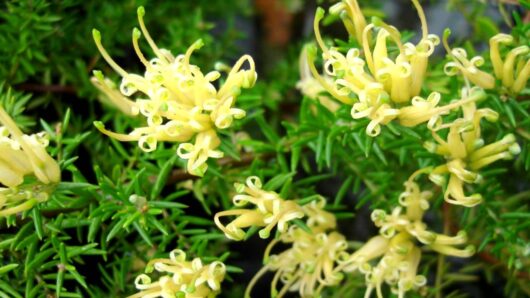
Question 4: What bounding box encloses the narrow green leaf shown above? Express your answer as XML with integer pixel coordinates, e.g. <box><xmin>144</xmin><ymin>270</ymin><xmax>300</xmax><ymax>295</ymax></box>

<box><xmin>66</xmin><ymin>265</ymin><xmax>88</xmax><ymax>289</ymax></box>
<box><xmin>88</xmin><ymin>216</ymin><xmax>101</xmax><ymax>243</ymax></box>
<box><xmin>0</xmin><ymin>264</ymin><xmax>18</xmax><ymax>275</ymax></box>
<box><xmin>133</xmin><ymin>221</ymin><xmax>153</xmax><ymax>246</ymax></box>
<box><xmin>292</xmin><ymin>219</ymin><xmax>312</xmax><ymax>234</ymax></box>
<box><xmin>31</xmin><ymin>207</ymin><xmax>44</xmax><ymax>240</ymax></box>
<box><xmin>334</xmin><ymin>176</ymin><xmax>354</xmax><ymax>206</ymax></box>
<box><xmin>106</xmin><ymin>216</ymin><xmax>128</xmax><ymax>242</ymax></box>
<box><xmin>264</xmin><ymin>172</ymin><xmax>296</xmax><ymax>192</ymax></box>
<box><xmin>151</xmin><ymin>154</ymin><xmax>178</xmax><ymax>199</ymax></box>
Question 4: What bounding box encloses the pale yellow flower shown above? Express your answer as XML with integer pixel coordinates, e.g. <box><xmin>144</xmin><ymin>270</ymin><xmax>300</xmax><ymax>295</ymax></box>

<box><xmin>350</xmin><ymin>85</ymin><xmax>399</xmax><ymax>136</ymax></box>
<box><xmin>0</xmin><ymin>106</ymin><xmax>60</xmax><ymax>217</ymax></box>
<box><xmin>307</xmin><ymin>0</ymin><xmax>478</xmax><ymax>136</ymax></box>
<box><xmin>92</xmin><ymin>7</ymin><xmax>256</xmax><ymax>176</ymax></box>
<box><xmin>176</xmin><ymin>130</ymin><xmax>223</xmax><ymax>177</ymax></box>
<box><xmin>214</xmin><ymin>176</ymin><xmax>304</xmax><ymax>240</ymax></box>
<box><xmin>339</xmin><ymin>172</ymin><xmax>474</xmax><ymax>298</ymax></box>
<box><xmin>301</xmin><ymin>196</ymin><xmax>337</xmax><ymax>233</ymax></box>
<box><xmin>426</xmin><ymin>91</ymin><xmax>520</xmax><ymax>207</ymax></box>
<box><xmin>442</xmin><ymin>30</ymin><xmax>495</xmax><ymax>89</ymax></box>
<box><xmin>313</xmin><ymin>0</ymin><xmax>437</xmax><ymax>103</ymax></box>
<box><xmin>397</xmin><ymin>88</ymin><xmax>487</xmax><ymax>130</ymax></box>
<box><xmin>129</xmin><ymin>249</ymin><xmax>225</xmax><ymax>298</ymax></box>
<box><xmin>489</xmin><ymin>33</ymin><xmax>529</xmax><ymax>94</ymax></box>
<box><xmin>329</xmin><ymin>0</ymin><xmax>367</xmax><ymax>43</ymax></box>
<box><xmin>91</xmin><ymin>71</ymin><xmax>138</xmax><ymax>116</ymax></box>
<box><xmin>246</xmin><ymin>198</ymin><xmax>347</xmax><ymax>298</ymax></box>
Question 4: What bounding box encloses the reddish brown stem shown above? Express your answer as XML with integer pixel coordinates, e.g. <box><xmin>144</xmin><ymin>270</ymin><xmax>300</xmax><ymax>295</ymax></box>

<box><xmin>15</xmin><ymin>83</ymin><xmax>77</xmax><ymax>94</ymax></box>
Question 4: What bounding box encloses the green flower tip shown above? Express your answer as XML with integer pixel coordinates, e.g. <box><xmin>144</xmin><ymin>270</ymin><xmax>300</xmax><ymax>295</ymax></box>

<box><xmin>133</xmin><ymin>27</ymin><xmax>142</xmax><ymax>39</ymax></box>
<box><xmin>93</xmin><ymin>121</ymin><xmax>104</xmax><ymax>130</ymax></box>
<box><xmin>258</xmin><ymin>229</ymin><xmax>270</xmax><ymax>239</ymax></box>
<box><xmin>137</xmin><ymin>6</ymin><xmax>145</xmax><ymax>17</ymax></box>
<box><xmin>144</xmin><ymin>264</ymin><xmax>155</xmax><ymax>273</ymax></box>
<box><xmin>329</xmin><ymin>2</ymin><xmax>345</xmax><ymax>15</ymax></box>
<box><xmin>305</xmin><ymin>44</ymin><xmax>318</xmax><ymax>58</ymax></box>
<box><xmin>92</xmin><ymin>28</ymin><xmax>101</xmax><ymax>41</ymax></box>
<box><xmin>315</xmin><ymin>7</ymin><xmax>325</xmax><ymax>20</ymax></box>
<box><xmin>194</xmin><ymin>39</ymin><xmax>204</xmax><ymax>49</ymax></box>
<box><xmin>92</xmin><ymin>70</ymin><xmax>104</xmax><ymax>80</ymax></box>
<box><xmin>509</xmin><ymin>143</ymin><xmax>521</xmax><ymax>155</ymax></box>
<box><xmin>371</xmin><ymin>16</ymin><xmax>384</xmax><ymax>26</ymax></box>
<box><xmin>443</xmin><ymin>28</ymin><xmax>452</xmax><ymax>39</ymax></box>
<box><xmin>186</xmin><ymin>285</ymin><xmax>196</xmax><ymax>293</ymax></box>
<box><xmin>456</xmin><ymin>230</ymin><xmax>468</xmax><ymax>240</ymax></box>
<box><xmin>234</xmin><ymin>182</ymin><xmax>245</xmax><ymax>193</ymax></box>
<box><xmin>339</xmin><ymin>10</ymin><xmax>349</xmax><ymax>20</ymax></box>
<box><xmin>271</xmin><ymin>289</ymin><xmax>278</xmax><ymax>298</ymax></box>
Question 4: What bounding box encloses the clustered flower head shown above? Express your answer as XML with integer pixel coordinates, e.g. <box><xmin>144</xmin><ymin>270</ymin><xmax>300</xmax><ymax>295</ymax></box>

<box><xmin>425</xmin><ymin>87</ymin><xmax>521</xmax><ymax>207</ymax></box>
<box><xmin>129</xmin><ymin>249</ymin><xmax>226</xmax><ymax>298</ymax></box>
<box><xmin>245</xmin><ymin>198</ymin><xmax>348</xmax><ymax>298</ymax></box>
<box><xmin>0</xmin><ymin>106</ymin><xmax>60</xmax><ymax>217</ymax></box>
<box><xmin>489</xmin><ymin>33</ymin><xmax>530</xmax><ymax>94</ymax></box>
<box><xmin>92</xmin><ymin>7</ymin><xmax>257</xmax><ymax>176</ymax></box>
<box><xmin>214</xmin><ymin>176</ymin><xmax>304</xmax><ymax>240</ymax></box>
<box><xmin>340</xmin><ymin>171</ymin><xmax>474</xmax><ymax>298</ymax></box>
<box><xmin>306</xmin><ymin>0</ymin><xmax>489</xmax><ymax>136</ymax></box>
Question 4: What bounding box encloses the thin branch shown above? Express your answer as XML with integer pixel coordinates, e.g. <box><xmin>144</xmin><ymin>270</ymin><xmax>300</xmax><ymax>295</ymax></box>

<box><xmin>15</xmin><ymin>83</ymin><xmax>77</xmax><ymax>94</ymax></box>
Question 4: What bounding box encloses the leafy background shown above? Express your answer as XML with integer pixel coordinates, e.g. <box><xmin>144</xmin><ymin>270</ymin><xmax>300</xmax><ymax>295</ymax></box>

<box><xmin>0</xmin><ymin>0</ymin><xmax>529</xmax><ymax>297</ymax></box>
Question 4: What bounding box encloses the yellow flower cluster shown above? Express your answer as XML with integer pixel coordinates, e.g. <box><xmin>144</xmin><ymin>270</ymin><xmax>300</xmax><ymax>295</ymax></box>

<box><xmin>490</xmin><ymin>33</ymin><xmax>529</xmax><ymax>94</ymax></box>
<box><xmin>286</xmin><ymin>1</ymin><xmax>527</xmax><ymax>297</ymax></box>
<box><xmin>307</xmin><ymin>0</ymin><xmax>479</xmax><ymax>136</ymax></box>
<box><xmin>0</xmin><ymin>106</ymin><xmax>60</xmax><ymax>217</ymax></box>
<box><xmin>214</xmin><ymin>176</ymin><xmax>304</xmax><ymax>240</ymax></box>
<box><xmin>305</xmin><ymin>0</ymin><xmax>528</xmax><ymax>137</ymax></box>
<box><xmin>425</xmin><ymin>87</ymin><xmax>520</xmax><ymax>207</ymax></box>
<box><xmin>92</xmin><ymin>7</ymin><xmax>257</xmax><ymax>176</ymax></box>
<box><xmin>340</xmin><ymin>171</ymin><xmax>474</xmax><ymax>298</ymax></box>
<box><xmin>246</xmin><ymin>198</ymin><xmax>348</xmax><ymax>298</ymax></box>
<box><xmin>129</xmin><ymin>249</ymin><xmax>226</xmax><ymax>298</ymax></box>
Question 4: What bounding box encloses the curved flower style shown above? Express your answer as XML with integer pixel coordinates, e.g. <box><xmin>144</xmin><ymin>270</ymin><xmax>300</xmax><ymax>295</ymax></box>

<box><xmin>329</xmin><ymin>0</ymin><xmax>366</xmax><ymax>43</ymax></box>
<box><xmin>489</xmin><ymin>33</ymin><xmax>529</xmax><ymax>94</ymax></box>
<box><xmin>92</xmin><ymin>7</ymin><xmax>257</xmax><ymax>176</ymax></box>
<box><xmin>129</xmin><ymin>249</ymin><xmax>226</xmax><ymax>298</ymax></box>
<box><xmin>442</xmin><ymin>30</ymin><xmax>495</xmax><ymax>90</ymax></box>
<box><xmin>214</xmin><ymin>176</ymin><xmax>304</xmax><ymax>240</ymax></box>
<box><xmin>425</xmin><ymin>88</ymin><xmax>520</xmax><ymax>207</ymax></box>
<box><xmin>339</xmin><ymin>172</ymin><xmax>474</xmax><ymax>298</ymax></box>
<box><xmin>246</xmin><ymin>198</ymin><xmax>348</xmax><ymax>298</ymax></box>
<box><xmin>301</xmin><ymin>196</ymin><xmax>337</xmax><ymax>233</ymax></box>
<box><xmin>308</xmin><ymin>0</ymin><xmax>478</xmax><ymax>136</ymax></box>
<box><xmin>296</xmin><ymin>47</ymin><xmax>341</xmax><ymax>112</ymax></box>
<box><xmin>0</xmin><ymin>106</ymin><xmax>60</xmax><ymax>217</ymax></box>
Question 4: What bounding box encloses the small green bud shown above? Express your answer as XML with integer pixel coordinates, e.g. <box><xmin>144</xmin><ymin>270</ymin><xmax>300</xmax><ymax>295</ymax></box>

<box><xmin>132</xmin><ymin>27</ymin><xmax>141</xmax><ymax>39</ymax></box>
<box><xmin>315</xmin><ymin>7</ymin><xmax>325</xmax><ymax>20</ymax></box>
<box><xmin>137</xmin><ymin>6</ymin><xmax>145</xmax><ymax>17</ymax></box>
<box><xmin>92</xmin><ymin>70</ymin><xmax>104</xmax><ymax>80</ymax></box>
<box><xmin>93</xmin><ymin>121</ymin><xmax>104</xmax><ymax>129</ymax></box>
<box><xmin>92</xmin><ymin>29</ymin><xmax>101</xmax><ymax>41</ymax></box>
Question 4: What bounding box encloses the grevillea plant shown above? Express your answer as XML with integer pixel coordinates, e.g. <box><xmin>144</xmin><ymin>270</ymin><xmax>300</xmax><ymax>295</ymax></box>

<box><xmin>0</xmin><ymin>1</ymin><xmax>529</xmax><ymax>298</ymax></box>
